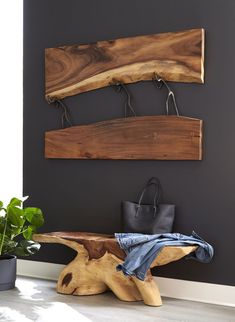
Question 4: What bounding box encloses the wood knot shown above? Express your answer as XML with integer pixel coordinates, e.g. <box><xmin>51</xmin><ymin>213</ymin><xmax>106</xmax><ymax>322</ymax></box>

<box><xmin>62</xmin><ymin>273</ymin><xmax>73</xmax><ymax>287</ymax></box>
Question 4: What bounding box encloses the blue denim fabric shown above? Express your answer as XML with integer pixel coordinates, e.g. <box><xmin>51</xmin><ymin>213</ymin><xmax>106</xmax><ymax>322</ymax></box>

<box><xmin>115</xmin><ymin>231</ymin><xmax>214</xmax><ymax>281</ymax></box>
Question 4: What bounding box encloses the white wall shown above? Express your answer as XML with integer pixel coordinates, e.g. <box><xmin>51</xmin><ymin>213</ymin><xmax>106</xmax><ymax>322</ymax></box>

<box><xmin>0</xmin><ymin>1</ymin><xmax>23</xmax><ymax>205</ymax></box>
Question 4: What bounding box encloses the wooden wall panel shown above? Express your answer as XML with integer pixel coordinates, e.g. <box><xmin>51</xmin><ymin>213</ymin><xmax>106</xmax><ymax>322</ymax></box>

<box><xmin>45</xmin><ymin>116</ymin><xmax>203</xmax><ymax>160</ymax></box>
<box><xmin>45</xmin><ymin>28</ymin><xmax>205</xmax><ymax>100</ymax></box>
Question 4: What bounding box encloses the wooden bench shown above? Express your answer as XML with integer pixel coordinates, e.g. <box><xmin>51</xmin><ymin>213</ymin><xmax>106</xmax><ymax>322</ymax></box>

<box><xmin>33</xmin><ymin>232</ymin><xmax>197</xmax><ymax>307</ymax></box>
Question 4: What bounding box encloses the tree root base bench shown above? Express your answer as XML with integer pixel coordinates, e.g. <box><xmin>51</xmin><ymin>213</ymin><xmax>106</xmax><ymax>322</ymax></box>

<box><xmin>33</xmin><ymin>232</ymin><xmax>197</xmax><ymax>307</ymax></box>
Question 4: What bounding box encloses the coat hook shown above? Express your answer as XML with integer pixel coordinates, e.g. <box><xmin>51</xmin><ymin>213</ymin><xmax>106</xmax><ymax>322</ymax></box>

<box><xmin>152</xmin><ymin>73</ymin><xmax>180</xmax><ymax>116</ymax></box>
<box><xmin>110</xmin><ymin>80</ymin><xmax>136</xmax><ymax>117</ymax></box>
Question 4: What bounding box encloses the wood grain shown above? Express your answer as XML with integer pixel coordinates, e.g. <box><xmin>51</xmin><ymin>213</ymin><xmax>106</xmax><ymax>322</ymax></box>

<box><xmin>45</xmin><ymin>28</ymin><xmax>205</xmax><ymax>100</ymax></box>
<box><xmin>41</xmin><ymin>231</ymin><xmax>125</xmax><ymax>260</ymax></box>
<box><xmin>33</xmin><ymin>232</ymin><xmax>197</xmax><ymax>306</ymax></box>
<box><xmin>45</xmin><ymin>116</ymin><xmax>203</xmax><ymax>160</ymax></box>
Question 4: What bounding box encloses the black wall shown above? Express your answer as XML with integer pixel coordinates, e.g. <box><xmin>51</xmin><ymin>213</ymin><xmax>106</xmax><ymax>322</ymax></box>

<box><xmin>23</xmin><ymin>0</ymin><xmax>235</xmax><ymax>286</ymax></box>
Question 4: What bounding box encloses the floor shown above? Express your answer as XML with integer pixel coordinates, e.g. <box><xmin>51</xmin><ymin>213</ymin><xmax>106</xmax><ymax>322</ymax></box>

<box><xmin>0</xmin><ymin>277</ymin><xmax>234</xmax><ymax>322</ymax></box>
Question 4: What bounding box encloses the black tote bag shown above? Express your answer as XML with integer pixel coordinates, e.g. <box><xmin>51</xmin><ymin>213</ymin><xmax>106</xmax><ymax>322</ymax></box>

<box><xmin>122</xmin><ymin>177</ymin><xmax>175</xmax><ymax>234</ymax></box>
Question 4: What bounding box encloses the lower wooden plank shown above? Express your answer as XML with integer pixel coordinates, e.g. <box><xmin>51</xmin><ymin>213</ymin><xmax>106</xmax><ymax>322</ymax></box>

<box><xmin>45</xmin><ymin>116</ymin><xmax>203</xmax><ymax>160</ymax></box>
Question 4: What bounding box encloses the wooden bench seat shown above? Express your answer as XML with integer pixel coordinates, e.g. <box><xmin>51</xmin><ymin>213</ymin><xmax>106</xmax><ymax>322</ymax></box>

<box><xmin>33</xmin><ymin>232</ymin><xmax>197</xmax><ymax>307</ymax></box>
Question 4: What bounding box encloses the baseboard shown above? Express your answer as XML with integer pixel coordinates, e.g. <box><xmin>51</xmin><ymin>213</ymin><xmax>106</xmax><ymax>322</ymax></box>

<box><xmin>17</xmin><ymin>259</ymin><xmax>235</xmax><ymax>307</ymax></box>
<box><xmin>17</xmin><ymin>259</ymin><xmax>64</xmax><ymax>281</ymax></box>
<box><xmin>154</xmin><ymin>276</ymin><xmax>235</xmax><ymax>307</ymax></box>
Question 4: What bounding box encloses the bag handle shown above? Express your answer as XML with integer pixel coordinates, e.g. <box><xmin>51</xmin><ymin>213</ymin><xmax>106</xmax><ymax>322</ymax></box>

<box><xmin>136</xmin><ymin>177</ymin><xmax>162</xmax><ymax>217</ymax></box>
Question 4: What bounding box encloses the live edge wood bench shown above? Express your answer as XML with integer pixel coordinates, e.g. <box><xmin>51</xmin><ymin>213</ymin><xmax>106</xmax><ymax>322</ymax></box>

<box><xmin>33</xmin><ymin>232</ymin><xmax>197</xmax><ymax>307</ymax></box>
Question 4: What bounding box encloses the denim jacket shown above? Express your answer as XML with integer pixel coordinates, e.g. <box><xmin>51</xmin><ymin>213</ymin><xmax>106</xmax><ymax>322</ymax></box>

<box><xmin>115</xmin><ymin>231</ymin><xmax>214</xmax><ymax>281</ymax></box>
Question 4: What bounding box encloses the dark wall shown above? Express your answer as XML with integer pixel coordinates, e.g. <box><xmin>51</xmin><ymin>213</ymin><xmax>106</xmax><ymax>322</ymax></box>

<box><xmin>23</xmin><ymin>0</ymin><xmax>235</xmax><ymax>286</ymax></box>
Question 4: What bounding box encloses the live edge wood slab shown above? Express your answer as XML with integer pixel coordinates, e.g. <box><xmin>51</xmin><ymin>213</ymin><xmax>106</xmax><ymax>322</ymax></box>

<box><xmin>45</xmin><ymin>116</ymin><xmax>203</xmax><ymax>160</ymax></box>
<box><xmin>33</xmin><ymin>232</ymin><xmax>197</xmax><ymax>306</ymax></box>
<box><xmin>45</xmin><ymin>28</ymin><xmax>205</xmax><ymax>100</ymax></box>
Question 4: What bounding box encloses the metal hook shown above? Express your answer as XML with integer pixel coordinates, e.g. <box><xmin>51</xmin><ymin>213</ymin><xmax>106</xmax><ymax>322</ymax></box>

<box><xmin>111</xmin><ymin>81</ymin><xmax>136</xmax><ymax>117</ymax></box>
<box><xmin>53</xmin><ymin>99</ymin><xmax>73</xmax><ymax>128</ymax></box>
<box><xmin>152</xmin><ymin>73</ymin><xmax>180</xmax><ymax>116</ymax></box>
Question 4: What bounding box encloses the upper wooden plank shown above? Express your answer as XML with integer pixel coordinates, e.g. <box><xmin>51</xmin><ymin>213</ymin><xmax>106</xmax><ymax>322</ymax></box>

<box><xmin>45</xmin><ymin>28</ymin><xmax>205</xmax><ymax>100</ymax></box>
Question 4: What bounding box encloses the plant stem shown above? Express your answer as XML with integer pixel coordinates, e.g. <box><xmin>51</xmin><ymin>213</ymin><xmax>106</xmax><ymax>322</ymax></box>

<box><xmin>0</xmin><ymin>211</ymin><xmax>8</xmax><ymax>256</ymax></box>
<box><xmin>13</xmin><ymin>228</ymin><xmax>28</xmax><ymax>238</ymax></box>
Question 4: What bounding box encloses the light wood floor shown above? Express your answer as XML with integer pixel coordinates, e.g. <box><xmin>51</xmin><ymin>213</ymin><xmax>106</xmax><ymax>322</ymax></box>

<box><xmin>0</xmin><ymin>276</ymin><xmax>234</xmax><ymax>322</ymax></box>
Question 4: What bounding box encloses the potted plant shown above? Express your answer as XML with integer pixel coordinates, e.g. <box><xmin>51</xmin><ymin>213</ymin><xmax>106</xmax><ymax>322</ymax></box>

<box><xmin>0</xmin><ymin>197</ymin><xmax>44</xmax><ymax>291</ymax></box>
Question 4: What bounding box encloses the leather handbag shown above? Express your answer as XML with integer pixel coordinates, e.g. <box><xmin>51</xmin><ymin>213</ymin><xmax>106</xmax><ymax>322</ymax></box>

<box><xmin>122</xmin><ymin>177</ymin><xmax>175</xmax><ymax>234</ymax></box>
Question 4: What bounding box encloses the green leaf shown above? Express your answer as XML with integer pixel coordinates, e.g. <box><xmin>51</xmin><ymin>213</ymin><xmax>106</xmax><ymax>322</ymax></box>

<box><xmin>0</xmin><ymin>217</ymin><xmax>5</xmax><ymax>234</ymax></box>
<box><xmin>0</xmin><ymin>234</ymin><xmax>18</xmax><ymax>255</ymax></box>
<box><xmin>0</xmin><ymin>197</ymin><xmax>44</xmax><ymax>256</ymax></box>
<box><xmin>22</xmin><ymin>225</ymin><xmax>36</xmax><ymax>240</ymax></box>
<box><xmin>7</xmin><ymin>205</ymin><xmax>24</xmax><ymax>227</ymax></box>
<box><xmin>9</xmin><ymin>198</ymin><xmax>22</xmax><ymax>208</ymax></box>
<box><xmin>13</xmin><ymin>240</ymin><xmax>41</xmax><ymax>257</ymax></box>
<box><xmin>7</xmin><ymin>224</ymin><xmax>21</xmax><ymax>239</ymax></box>
<box><xmin>24</xmin><ymin>207</ymin><xmax>44</xmax><ymax>228</ymax></box>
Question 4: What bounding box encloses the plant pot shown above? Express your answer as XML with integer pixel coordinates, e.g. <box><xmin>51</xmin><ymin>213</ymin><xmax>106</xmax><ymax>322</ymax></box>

<box><xmin>0</xmin><ymin>255</ymin><xmax>17</xmax><ymax>291</ymax></box>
